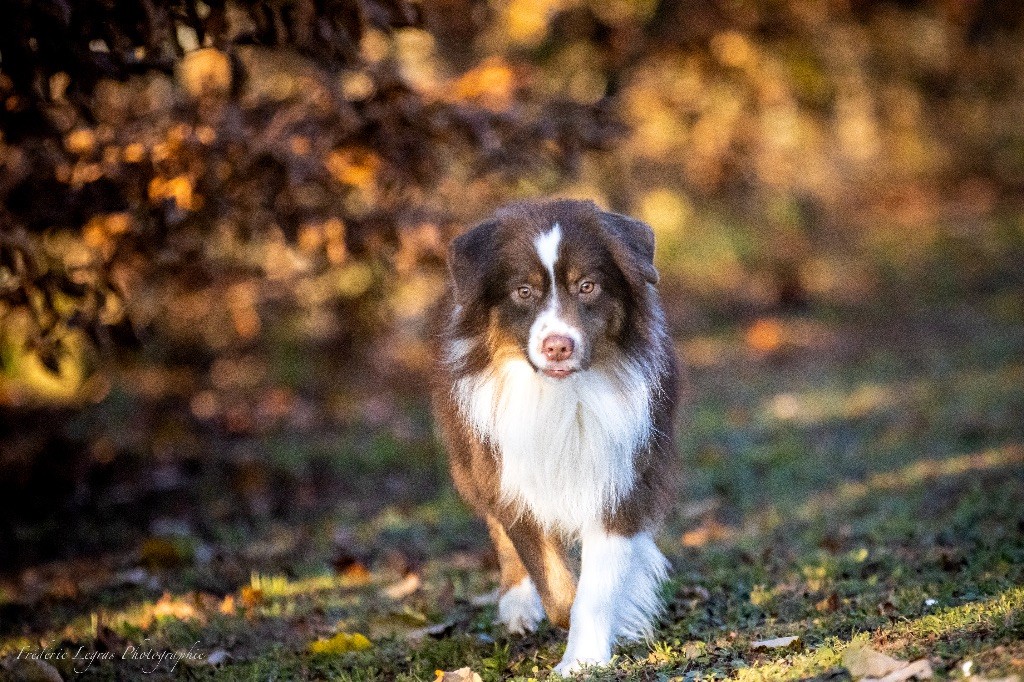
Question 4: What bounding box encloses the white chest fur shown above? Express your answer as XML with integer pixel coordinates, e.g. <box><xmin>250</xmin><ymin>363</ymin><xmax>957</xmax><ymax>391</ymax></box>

<box><xmin>455</xmin><ymin>358</ymin><xmax>653</xmax><ymax>536</ymax></box>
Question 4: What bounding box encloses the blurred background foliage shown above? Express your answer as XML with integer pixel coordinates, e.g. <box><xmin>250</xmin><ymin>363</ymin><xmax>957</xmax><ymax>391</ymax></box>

<box><xmin>1</xmin><ymin>0</ymin><xmax>1023</xmax><ymax>571</ymax></box>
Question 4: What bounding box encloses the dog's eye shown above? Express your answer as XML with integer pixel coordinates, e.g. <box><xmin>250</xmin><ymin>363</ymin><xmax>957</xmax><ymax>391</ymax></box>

<box><xmin>516</xmin><ymin>285</ymin><xmax>533</xmax><ymax>300</ymax></box>
<box><xmin>579</xmin><ymin>280</ymin><xmax>595</xmax><ymax>295</ymax></box>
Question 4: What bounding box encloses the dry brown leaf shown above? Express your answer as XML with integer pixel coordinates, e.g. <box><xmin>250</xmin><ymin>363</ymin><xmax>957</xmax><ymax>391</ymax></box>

<box><xmin>845</xmin><ymin>642</ymin><xmax>906</xmax><ymax>678</ymax></box>
<box><xmin>219</xmin><ymin>594</ymin><xmax>236</xmax><ymax>615</ymax></box>
<box><xmin>844</xmin><ymin>642</ymin><xmax>932</xmax><ymax>681</ymax></box>
<box><xmin>384</xmin><ymin>572</ymin><xmax>421</xmax><ymax>600</ymax></box>
<box><xmin>751</xmin><ymin>635</ymin><xmax>801</xmax><ymax>651</ymax></box>
<box><xmin>866</xmin><ymin>659</ymin><xmax>933</xmax><ymax>682</ymax></box>
<box><xmin>843</xmin><ymin>643</ymin><xmax>901</xmax><ymax>675</ymax></box>
<box><xmin>681</xmin><ymin>521</ymin><xmax>735</xmax><ymax>547</ymax></box>
<box><xmin>240</xmin><ymin>586</ymin><xmax>264</xmax><ymax>608</ymax></box>
<box><xmin>340</xmin><ymin>562</ymin><xmax>372</xmax><ymax>586</ymax></box>
<box><xmin>816</xmin><ymin>592</ymin><xmax>840</xmax><ymax>612</ymax></box>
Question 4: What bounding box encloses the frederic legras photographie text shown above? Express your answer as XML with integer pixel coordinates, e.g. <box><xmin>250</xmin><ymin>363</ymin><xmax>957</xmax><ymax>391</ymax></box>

<box><xmin>16</xmin><ymin>639</ymin><xmax>204</xmax><ymax>674</ymax></box>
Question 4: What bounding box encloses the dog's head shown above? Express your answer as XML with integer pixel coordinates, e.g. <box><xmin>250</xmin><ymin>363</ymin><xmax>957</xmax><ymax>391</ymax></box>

<box><xmin>446</xmin><ymin>199</ymin><xmax>660</xmax><ymax>379</ymax></box>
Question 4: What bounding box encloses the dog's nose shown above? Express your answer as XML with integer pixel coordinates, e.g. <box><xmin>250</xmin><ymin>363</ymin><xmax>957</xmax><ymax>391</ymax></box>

<box><xmin>542</xmin><ymin>335</ymin><xmax>574</xmax><ymax>362</ymax></box>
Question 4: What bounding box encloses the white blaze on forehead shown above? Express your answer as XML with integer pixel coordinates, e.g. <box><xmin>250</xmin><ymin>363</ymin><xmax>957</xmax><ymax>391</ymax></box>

<box><xmin>528</xmin><ymin>223</ymin><xmax>583</xmax><ymax>369</ymax></box>
<box><xmin>534</xmin><ymin>223</ymin><xmax>562</xmax><ymax>285</ymax></box>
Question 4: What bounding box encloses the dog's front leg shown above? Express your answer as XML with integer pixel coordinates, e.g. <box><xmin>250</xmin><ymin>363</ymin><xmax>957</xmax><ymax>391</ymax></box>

<box><xmin>554</xmin><ymin>530</ymin><xmax>668</xmax><ymax>676</ymax></box>
<box><xmin>499</xmin><ymin>515</ymin><xmax>576</xmax><ymax>630</ymax></box>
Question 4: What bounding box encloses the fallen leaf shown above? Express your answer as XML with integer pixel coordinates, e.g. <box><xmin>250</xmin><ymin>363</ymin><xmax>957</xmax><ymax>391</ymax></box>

<box><xmin>844</xmin><ymin>643</ymin><xmax>907</xmax><ymax>678</ymax></box>
<box><xmin>407</xmin><ymin>620</ymin><xmax>457</xmax><ymax>642</ymax></box>
<box><xmin>385</xmin><ymin>572</ymin><xmax>421</xmax><ymax>600</ymax></box>
<box><xmin>751</xmin><ymin>635</ymin><xmax>801</xmax><ymax>651</ymax></box>
<box><xmin>866</xmin><ymin>659</ymin><xmax>933</xmax><ymax>682</ymax></box>
<box><xmin>844</xmin><ymin>642</ymin><xmax>932</xmax><ymax>681</ymax></box>
<box><xmin>340</xmin><ymin>562</ymin><xmax>372</xmax><ymax>586</ymax></box>
<box><xmin>240</xmin><ymin>586</ymin><xmax>263</xmax><ymax>608</ymax></box>
<box><xmin>434</xmin><ymin>668</ymin><xmax>483</xmax><ymax>682</ymax></box>
<box><xmin>681</xmin><ymin>521</ymin><xmax>735</xmax><ymax>547</ymax></box>
<box><xmin>219</xmin><ymin>594</ymin><xmax>236</xmax><ymax>615</ymax></box>
<box><xmin>308</xmin><ymin>632</ymin><xmax>372</xmax><ymax>655</ymax></box>
<box><xmin>816</xmin><ymin>592</ymin><xmax>840</xmax><ymax>612</ymax></box>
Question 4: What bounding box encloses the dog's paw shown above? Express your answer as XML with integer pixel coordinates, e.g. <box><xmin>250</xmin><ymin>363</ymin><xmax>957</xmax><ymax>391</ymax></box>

<box><xmin>497</xmin><ymin>577</ymin><xmax>544</xmax><ymax>634</ymax></box>
<box><xmin>553</xmin><ymin>638</ymin><xmax>613</xmax><ymax>677</ymax></box>
<box><xmin>552</xmin><ymin>654</ymin><xmax>609</xmax><ymax>677</ymax></box>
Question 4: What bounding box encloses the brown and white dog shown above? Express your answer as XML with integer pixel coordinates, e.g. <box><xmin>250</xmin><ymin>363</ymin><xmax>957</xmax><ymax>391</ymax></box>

<box><xmin>430</xmin><ymin>199</ymin><xmax>679</xmax><ymax>675</ymax></box>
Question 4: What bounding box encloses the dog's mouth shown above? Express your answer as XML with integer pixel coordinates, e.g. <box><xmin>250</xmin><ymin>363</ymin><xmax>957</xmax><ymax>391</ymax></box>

<box><xmin>541</xmin><ymin>367</ymin><xmax>576</xmax><ymax>379</ymax></box>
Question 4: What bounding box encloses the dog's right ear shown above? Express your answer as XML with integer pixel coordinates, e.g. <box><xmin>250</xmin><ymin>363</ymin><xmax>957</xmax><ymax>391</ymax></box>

<box><xmin>448</xmin><ymin>219</ymin><xmax>498</xmax><ymax>304</ymax></box>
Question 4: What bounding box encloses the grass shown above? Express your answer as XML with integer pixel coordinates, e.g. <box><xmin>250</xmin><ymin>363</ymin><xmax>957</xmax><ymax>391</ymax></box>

<box><xmin>2</xmin><ymin>292</ymin><xmax>1023</xmax><ymax>681</ymax></box>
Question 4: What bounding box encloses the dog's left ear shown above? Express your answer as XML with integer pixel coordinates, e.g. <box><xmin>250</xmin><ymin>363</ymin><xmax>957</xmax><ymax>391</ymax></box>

<box><xmin>598</xmin><ymin>211</ymin><xmax>659</xmax><ymax>285</ymax></box>
<box><xmin>448</xmin><ymin>219</ymin><xmax>498</xmax><ymax>303</ymax></box>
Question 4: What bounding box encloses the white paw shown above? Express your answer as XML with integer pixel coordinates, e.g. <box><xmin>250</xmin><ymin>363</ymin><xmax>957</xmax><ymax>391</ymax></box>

<box><xmin>497</xmin><ymin>577</ymin><xmax>544</xmax><ymax>634</ymax></box>
<box><xmin>553</xmin><ymin>653</ymin><xmax>610</xmax><ymax>677</ymax></box>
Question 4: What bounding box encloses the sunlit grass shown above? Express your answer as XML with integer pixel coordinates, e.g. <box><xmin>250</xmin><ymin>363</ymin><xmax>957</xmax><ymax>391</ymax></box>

<box><xmin>248</xmin><ymin>571</ymin><xmax>372</xmax><ymax>599</ymax></box>
<box><xmin>732</xmin><ymin>636</ymin><xmax>849</xmax><ymax>682</ymax></box>
<box><xmin>796</xmin><ymin>444</ymin><xmax>1024</xmax><ymax>522</ymax></box>
<box><xmin>883</xmin><ymin>586</ymin><xmax>1024</xmax><ymax>647</ymax></box>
